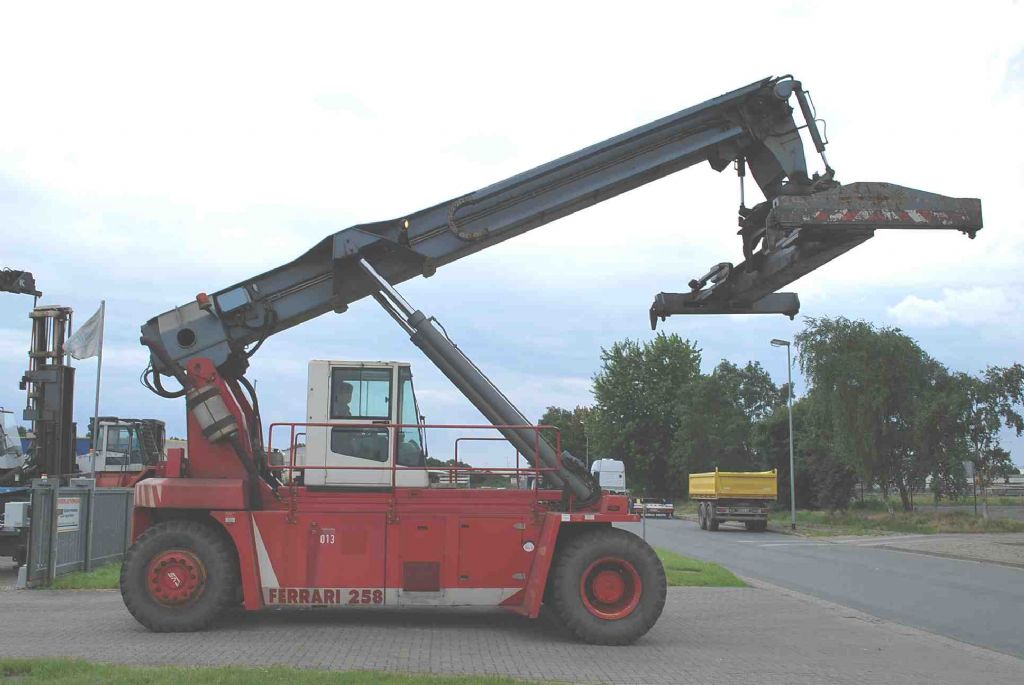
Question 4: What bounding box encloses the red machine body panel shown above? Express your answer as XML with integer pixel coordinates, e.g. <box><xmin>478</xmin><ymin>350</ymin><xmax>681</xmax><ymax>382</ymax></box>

<box><xmin>135</xmin><ymin>477</ymin><xmax>248</xmax><ymax>510</ymax></box>
<box><xmin>251</xmin><ymin>510</ymin><xmax>388</xmax><ymax>606</ymax></box>
<box><xmin>154</xmin><ymin>488</ymin><xmax>635</xmax><ymax>615</ymax></box>
<box><xmin>127</xmin><ymin>358</ymin><xmax>638</xmax><ymax>620</ymax></box>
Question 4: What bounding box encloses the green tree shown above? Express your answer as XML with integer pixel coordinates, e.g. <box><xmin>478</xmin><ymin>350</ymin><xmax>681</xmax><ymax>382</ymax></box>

<box><xmin>985</xmin><ymin>447</ymin><xmax>1015</xmax><ymax>484</ymax></box>
<box><xmin>537</xmin><ymin>405</ymin><xmax>592</xmax><ymax>462</ymax></box>
<box><xmin>752</xmin><ymin>395</ymin><xmax>856</xmax><ymax>511</ymax></box>
<box><xmin>590</xmin><ymin>333</ymin><xmax>702</xmax><ymax>497</ymax></box>
<box><xmin>711</xmin><ymin>360</ymin><xmax>783</xmax><ymax>423</ymax></box>
<box><xmin>672</xmin><ymin>360</ymin><xmax>781</xmax><ymax>477</ymax></box>
<box><xmin>795</xmin><ymin>317</ymin><xmax>935</xmax><ymax>511</ymax></box>
<box><xmin>959</xmin><ymin>364</ymin><xmax>1024</xmax><ymax>488</ymax></box>
<box><xmin>916</xmin><ymin>366</ymin><xmax>971</xmax><ymax>502</ymax></box>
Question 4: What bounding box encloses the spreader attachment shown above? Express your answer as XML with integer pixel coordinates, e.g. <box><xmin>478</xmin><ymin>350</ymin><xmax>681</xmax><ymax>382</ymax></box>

<box><xmin>650</xmin><ymin>182</ymin><xmax>982</xmax><ymax>327</ymax></box>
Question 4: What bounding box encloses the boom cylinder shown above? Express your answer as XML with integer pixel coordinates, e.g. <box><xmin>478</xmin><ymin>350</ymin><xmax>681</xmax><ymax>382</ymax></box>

<box><xmin>358</xmin><ymin>260</ymin><xmax>601</xmax><ymax>506</ymax></box>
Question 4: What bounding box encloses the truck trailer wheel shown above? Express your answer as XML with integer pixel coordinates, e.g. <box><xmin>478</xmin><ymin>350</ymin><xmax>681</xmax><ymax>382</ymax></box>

<box><xmin>707</xmin><ymin>508</ymin><xmax>719</xmax><ymax>531</ymax></box>
<box><xmin>549</xmin><ymin>527</ymin><xmax>666</xmax><ymax>645</ymax></box>
<box><xmin>120</xmin><ymin>519</ymin><xmax>239</xmax><ymax>632</ymax></box>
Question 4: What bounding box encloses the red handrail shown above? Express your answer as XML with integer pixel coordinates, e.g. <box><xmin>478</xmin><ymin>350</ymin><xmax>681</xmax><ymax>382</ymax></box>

<box><xmin>266</xmin><ymin>422</ymin><xmax>564</xmax><ymax>518</ymax></box>
<box><xmin>268</xmin><ymin>422</ymin><xmax>563</xmax><ymax>470</ymax></box>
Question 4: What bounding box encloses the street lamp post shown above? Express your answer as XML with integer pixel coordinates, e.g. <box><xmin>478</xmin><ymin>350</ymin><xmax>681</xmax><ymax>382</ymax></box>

<box><xmin>771</xmin><ymin>338</ymin><xmax>796</xmax><ymax>531</ymax></box>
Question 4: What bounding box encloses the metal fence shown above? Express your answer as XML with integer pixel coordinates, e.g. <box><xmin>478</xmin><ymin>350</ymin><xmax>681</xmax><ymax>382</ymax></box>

<box><xmin>26</xmin><ymin>478</ymin><xmax>133</xmax><ymax>585</ymax></box>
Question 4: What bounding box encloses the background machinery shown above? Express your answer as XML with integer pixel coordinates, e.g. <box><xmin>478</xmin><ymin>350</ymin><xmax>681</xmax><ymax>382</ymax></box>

<box><xmin>2</xmin><ymin>269</ymin><xmax>78</xmax><ymax>484</ymax></box>
<box><xmin>0</xmin><ymin>269</ymin><xmax>41</xmax><ymax>299</ymax></box>
<box><xmin>121</xmin><ymin>76</ymin><xmax>981</xmax><ymax>644</ymax></box>
<box><xmin>590</xmin><ymin>459</ymin><xmax>627</xmax><ymax>495</ymax></box>
<box><xmin>690</xmin><ymin>469</ymin><xmax>779</xmax><ymax>531</ymax></box>
<box><xmin>76</xmin><ymin>417</ymin><xmax>166</xmax><ymax>488</ymax></box>
<box><xmin>1</xmin><ymin>268</ymin><xmax>41</xmax><ymax>481</ymax></box>
<box><xmin>0</xmin><ymin>408</ymin><xmax>25</xmax><ymax>477</ymax></box>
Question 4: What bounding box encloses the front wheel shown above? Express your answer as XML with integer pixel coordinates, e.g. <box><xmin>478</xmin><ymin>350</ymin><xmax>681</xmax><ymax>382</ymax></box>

<box><xmin>548</xmin><ymin>527</ymin><xmax>666</xmax><ymax>645</ymax></box>
<box><xmin>120</xmin><ymin>519</ymin><xmax>239</xmax><ymax>632</ymax></box>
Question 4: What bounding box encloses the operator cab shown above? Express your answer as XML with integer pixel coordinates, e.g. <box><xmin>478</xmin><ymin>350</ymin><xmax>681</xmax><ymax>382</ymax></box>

<box><xmin>77</xmin><ymin>418</ymin><xmax>166</xmax><ymax>474</ymax></box>
<box><xmin>302</xmin><ymin>361</ymin><xmax>428</xmax><ymax>488</ymax></box>
<box><xmin>0</xmin><ymin>408</ymin><xmax>25</xmax><ymax>472</ymax></box>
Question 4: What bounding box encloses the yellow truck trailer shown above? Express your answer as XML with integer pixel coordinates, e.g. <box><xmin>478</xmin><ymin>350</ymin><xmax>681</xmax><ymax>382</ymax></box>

<box><xmin>689</xmin><ymin>469</ymin><xmax>777</xmax><ymax>531</ymax></box>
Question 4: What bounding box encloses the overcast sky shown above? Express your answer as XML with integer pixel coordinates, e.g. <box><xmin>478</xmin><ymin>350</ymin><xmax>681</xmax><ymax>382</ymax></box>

<box><xmin>2</xmin><ymin>2</ymin><xmax>1022</xmax><ymax>468</ymax></box>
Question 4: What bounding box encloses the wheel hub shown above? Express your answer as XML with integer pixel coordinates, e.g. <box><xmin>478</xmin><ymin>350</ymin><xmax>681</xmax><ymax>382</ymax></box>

<box><xmin>147</xmin><ymin>549</ymin><xmax>206</xmax><ymax>607</ymax></box>
<box><xmin>580</xmin><ymin>557</ymin><xmax>642</xmax><ymax>620</ymax></box>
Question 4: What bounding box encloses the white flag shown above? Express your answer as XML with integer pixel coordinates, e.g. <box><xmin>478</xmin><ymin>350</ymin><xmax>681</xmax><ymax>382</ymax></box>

<box><xmin>66</xmin><ymin>304</ymin><xmax>104</xmax><ymax>360</ymax></box>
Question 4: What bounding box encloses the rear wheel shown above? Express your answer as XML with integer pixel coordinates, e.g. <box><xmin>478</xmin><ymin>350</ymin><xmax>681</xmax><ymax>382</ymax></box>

<box><xmin>120</xmin><ymin>519</ymin><xmax>239</xmax><ymax>632</ymax></box>
<box><xmin>707</xmin><ymin>506</ymin><xmax>719</xmax><ymax>531</ymax></box>
<box><xmin>549</xmin><ymin>527</ymin><xmax>666</xmax><ymax>645</ymax></box>
<box><xmin>698</xmin><ymin>502</ymin><xmax>708</xmax><ymax>530</ymax></box>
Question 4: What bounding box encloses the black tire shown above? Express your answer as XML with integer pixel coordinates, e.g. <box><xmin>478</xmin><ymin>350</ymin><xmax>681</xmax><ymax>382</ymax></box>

<box><xmin>120</xmin><ymin>519</ymin><xmax>239</xmax><ymax>632</ymax></box>
<box><xmin>698</xmin><ymin>502</ymin><xmax>708</xmax><ymax>530</ymax></box>
<box><xmin>744</xmin><ymin>521</ymin><xmax>757</xmax><ymax>531</ymax></box>
<box><xmin>707</xmin><ymin>508</ymin><xmax>719</xmax><ymax>531</ymax></box>
<box><xmin>549</xmin><ymin>527</ymin><xmax>666</xmax><ymax>645</ymax></box>
<box><xmin>754</xmin><ymin>520</ymin><xmax>768</xmax><ymax>532</ymax></box>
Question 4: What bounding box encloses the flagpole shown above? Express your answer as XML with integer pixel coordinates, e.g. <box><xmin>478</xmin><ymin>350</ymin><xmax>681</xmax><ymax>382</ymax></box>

<box><xmin>90</xmin><ymin>301</ymin><xmax>105</xmax><ymax>470</ymax></box>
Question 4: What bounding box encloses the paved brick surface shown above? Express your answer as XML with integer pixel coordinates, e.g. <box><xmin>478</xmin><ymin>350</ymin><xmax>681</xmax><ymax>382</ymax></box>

<box><xmin>1</xmin><ymin>585</ymin><xmax>1022</xmax><ymax>684</ymax></box>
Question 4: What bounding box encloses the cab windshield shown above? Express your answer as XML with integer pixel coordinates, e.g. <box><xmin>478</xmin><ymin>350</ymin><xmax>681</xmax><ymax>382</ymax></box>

<box><xmin>397</xmin><ymin>367</ymin><xmax>426</xmax><ymax>467</ymax></box>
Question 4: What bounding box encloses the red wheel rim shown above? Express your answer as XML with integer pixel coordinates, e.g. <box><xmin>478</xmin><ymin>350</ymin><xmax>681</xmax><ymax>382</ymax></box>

<box><xmin>146</xmin><ymin>549</ymin><xmax>207</xmax><ymax>607</ymax></box>
<box><xmin>579</xmin><ymin>556</ymin><xmax>642</xmax><ymax>620</ymax></box>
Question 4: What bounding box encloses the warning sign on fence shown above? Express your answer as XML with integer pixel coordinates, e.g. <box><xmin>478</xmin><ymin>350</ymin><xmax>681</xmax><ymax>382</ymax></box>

<box><xmin>57</xmin><ymin>496</ymin><xmax>81</xmax><ymax>532</ymax></box>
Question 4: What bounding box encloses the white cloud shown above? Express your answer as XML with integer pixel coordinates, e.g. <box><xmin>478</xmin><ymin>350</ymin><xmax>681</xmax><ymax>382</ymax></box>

<box><xmin>1</xmin><ymin>1</ymin><xmax>1022</xmax><ymax>443</ymax></box>
<box><xmin>887</xmin><ymin>287</ymin><xmax>1021</xmax><ymax>327</ymax></box>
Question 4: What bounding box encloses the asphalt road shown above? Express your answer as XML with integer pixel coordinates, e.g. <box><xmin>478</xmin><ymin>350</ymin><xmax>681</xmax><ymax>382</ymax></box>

<box><xmin>622</xmin><ymin>518</ymin><xmax>1024</xmax><ymax>658</ymax></box>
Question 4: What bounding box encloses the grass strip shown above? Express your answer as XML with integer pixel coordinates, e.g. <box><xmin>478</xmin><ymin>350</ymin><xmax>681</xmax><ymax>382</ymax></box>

<box><xmin>43</xmin><ymin>562</ymin><xmax>121</xmax><ymax>590</ymax></box>
<box><xmin>0</xmin><ymin>658</ymin><xmax>544</xmax><ymax>684</ymax></box>
<box><xmin>781</xmin><ymin>509</ymin><xmax>1024</xmax><ymax>536</ymax></box>
<box><xmin>655</xmin><ymin>548</ymin><xmax>746</xmax><ymax>587</ymax></box>
<box><xmin>673</xmin><ymin>497</ymin><xmax>1024</xmax><ymax>536</ymax></box>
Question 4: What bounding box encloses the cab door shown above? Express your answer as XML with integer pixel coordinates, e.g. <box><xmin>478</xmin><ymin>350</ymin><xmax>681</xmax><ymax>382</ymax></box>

<box><xmin>309</xmin><ymin>362</ymin><xmax>397</xmax><ymax>487</ymax></box>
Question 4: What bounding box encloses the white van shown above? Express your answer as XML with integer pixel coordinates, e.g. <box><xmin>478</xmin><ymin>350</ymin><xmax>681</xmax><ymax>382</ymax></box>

<box><xmin>590</xmin><ymin>458</ymin><xmax>626</xmax><ymax>494</ymax></box>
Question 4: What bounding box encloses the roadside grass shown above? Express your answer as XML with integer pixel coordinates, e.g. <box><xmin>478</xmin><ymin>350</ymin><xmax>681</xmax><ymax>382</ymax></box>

<box><xmin>655</xmin><ymin>548</ymin><xmax>746</xmax><ymax>587</ymax></box>
<box><xmin>857</xmin><ymin>493</ymin><xmax>1024</xmax><ymax>507</ymax></box>
<box><xmin>672</xmin><ymin>496</ymin><xmax>1024</xmax><ymax>536</ymax></box>
<box><xmin>45</xmin><ymin>562</ymin><xmax>120</xmax><ymax>590</ymax></box>
<box><xmin>39</xmin><ymin>550</ymin><xmax>749</xmax><ymax>592</ymax></box>
<box><xmin>775</xmin><ymin>509</ymin><xmax>1024</xmax><ymax>536</ymax></box>
<box><xmin>0</xmin><ymin>659</ymin><xmax>542</xmax><ymax>684</ymax></box>
<box><xmin>672</xmin><ymin>499</ymin><xmax>698</xmax><ymax>516</ymax></box>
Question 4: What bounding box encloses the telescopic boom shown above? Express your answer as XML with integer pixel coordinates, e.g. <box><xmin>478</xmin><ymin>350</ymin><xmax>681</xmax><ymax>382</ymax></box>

<box><xmin>139</xmin><ymin>76</ymin><xmax>982</xmax><ymax>504</ymax></box>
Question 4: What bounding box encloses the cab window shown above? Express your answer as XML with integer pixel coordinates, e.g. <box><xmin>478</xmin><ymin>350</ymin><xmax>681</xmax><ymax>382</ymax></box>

<box><xmin>396</xmin><ymin>367</ymin><xmax>425</xmax><ymax>467</ymax></box>
<box><xmin>105</xmin><ymin>426</ymin><xmax>141</xmax><ymax>465</ymax></box>
<box><xmin>330</xmin><ymin>367</ymin><xmax>391</xmax><ymax>420</ymax></box>
<box><xmin>330</xmin><ymin>427</ymin><xmax>391</xmax><ymax>463</ymax></box>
